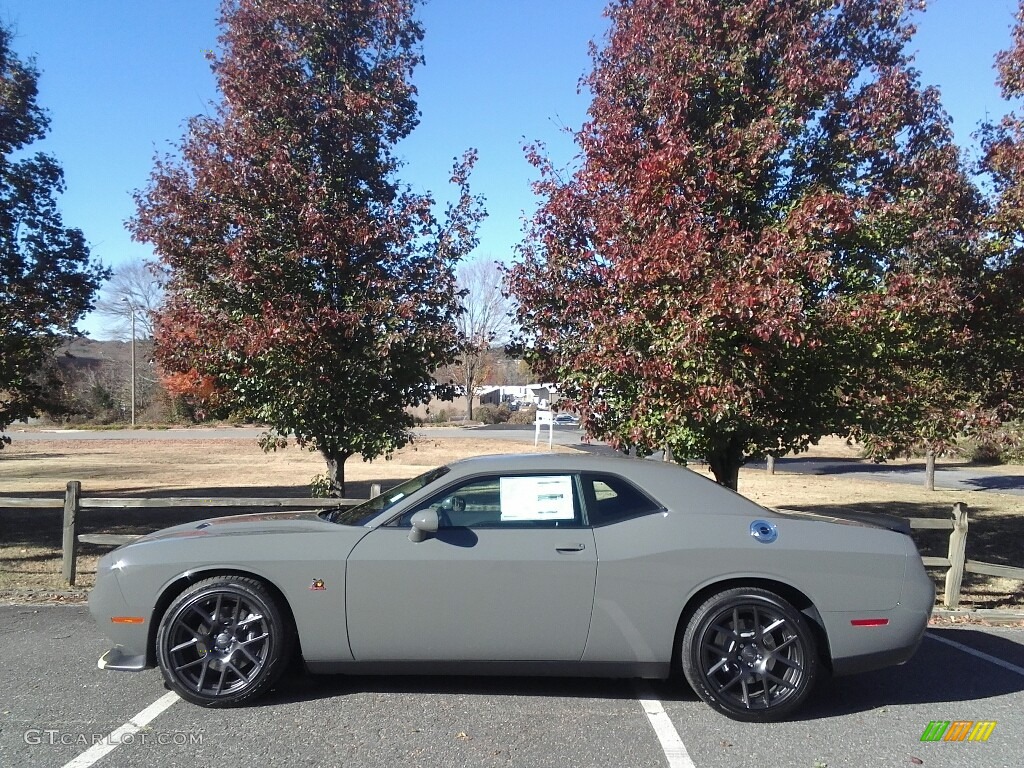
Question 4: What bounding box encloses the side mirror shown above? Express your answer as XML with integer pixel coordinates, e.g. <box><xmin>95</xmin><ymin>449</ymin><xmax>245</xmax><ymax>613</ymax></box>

<box><xmin>409</xmin><ymin>509</ymin><xmax>439</xmax><ymax>543</ymax></box>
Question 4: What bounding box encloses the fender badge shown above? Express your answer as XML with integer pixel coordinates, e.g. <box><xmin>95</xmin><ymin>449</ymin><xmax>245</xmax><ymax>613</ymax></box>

<box><xmin>310</xmin><ymin>578</ymin><xmax>326</xmax><ymax>591</ymax></box>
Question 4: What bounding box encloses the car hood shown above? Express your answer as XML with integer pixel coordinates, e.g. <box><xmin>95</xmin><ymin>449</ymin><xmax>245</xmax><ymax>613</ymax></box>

<box><xmin>135</xmin><ymin>510</ymin><xmax>336</xmax><ymax>542</ymax></box>
<box><xmin>771</xmin><ymin>507</ymin><xmax>911</xmax><ymax>535</ymax></box>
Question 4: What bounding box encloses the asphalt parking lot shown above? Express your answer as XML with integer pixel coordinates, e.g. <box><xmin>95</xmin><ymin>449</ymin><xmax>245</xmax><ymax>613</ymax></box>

<box><xmin>1</xmin><ymin>606</ymin><xmax>1021</xmax><ymax>768</ymax></box>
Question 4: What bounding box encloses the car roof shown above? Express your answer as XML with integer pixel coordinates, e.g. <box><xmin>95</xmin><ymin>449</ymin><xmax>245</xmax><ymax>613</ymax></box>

<box><xmin>442</xmin><ymin>452</ymin><xmax>704</xmax><ymax>481</ymax></box>
<box><xmin>446</xmin><ymin>452</ymin><xmax>650</xmax><ymax>471</ymax></box>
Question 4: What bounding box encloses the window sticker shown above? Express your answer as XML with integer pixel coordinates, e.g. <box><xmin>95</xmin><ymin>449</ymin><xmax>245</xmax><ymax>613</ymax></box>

<box><xmin>499</xmin><ymin>476</ymin><xmax>575</xmax><ymax>521</ymax></box>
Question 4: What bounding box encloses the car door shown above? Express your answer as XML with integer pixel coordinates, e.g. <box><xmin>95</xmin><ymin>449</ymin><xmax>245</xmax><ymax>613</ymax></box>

<box><xmin>345</xmin><ymin>472</ymin><xmax>597</xmax><ymax>661</ymax></box>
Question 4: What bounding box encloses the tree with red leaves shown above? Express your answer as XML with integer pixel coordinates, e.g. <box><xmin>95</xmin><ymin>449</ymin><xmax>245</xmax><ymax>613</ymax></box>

<box><xmin>131</xmin><ymin>0</ymin><xmax>483</xmax><ymax>495</ymax></box>
<box><xmin>977</xmin><ymin>0</ymin><xmax>1024</xmax><ymax>436</ymax></box>
<box><xmin>509</xmin><ymin>0</ymin><xmax>983</xmax><ymax>489</ymax></box>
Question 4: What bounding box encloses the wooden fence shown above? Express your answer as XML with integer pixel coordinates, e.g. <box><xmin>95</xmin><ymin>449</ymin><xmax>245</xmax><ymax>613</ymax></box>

<box><xmin>907</xmin><ymin>501</ymin><xmax>1024</xmax><ymax>608</ymax></box>
<box><xmin>2</xmin><ymin>480</ymin><xmax>377</xmax><ymax>586</ymax></box>
<box><xmin>3</xmin><ymin>486</ymin><xmax>1023</xmax><ymax>608</ymax></box>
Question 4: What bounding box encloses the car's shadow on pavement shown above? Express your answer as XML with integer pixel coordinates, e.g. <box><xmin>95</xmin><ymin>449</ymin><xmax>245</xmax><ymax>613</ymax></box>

<box><xmin>794</xmin><ymin>628</ymin><xmax>1024</xmax><ymax>721</ymax></box>
<box><xmin>260</xmin><ymin>670</ymin><xmax>698</xmax><ymax>708</ymax></box>
<box><xmin>258</xmin><ymin>627</ymin><xmax>1023</xmax><ymax>718</ymax></box>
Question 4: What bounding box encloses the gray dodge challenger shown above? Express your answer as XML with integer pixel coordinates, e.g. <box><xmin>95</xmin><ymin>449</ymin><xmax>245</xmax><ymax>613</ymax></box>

<box><xmin>89</xmin><ymin>452</ymin><xmax>934</xmax><ymax>721</ymax></box>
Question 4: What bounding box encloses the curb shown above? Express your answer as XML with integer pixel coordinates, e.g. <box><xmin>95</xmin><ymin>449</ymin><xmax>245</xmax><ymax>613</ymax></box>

<box><xmin>930</xmin><ymin>608</ymin><xmax>1024</xmax><ymax>626</ymax></box>
<box><xmin>0</xmin><ymin>589</ymin><xmax>88</xmax><ymax>606</ymax></box>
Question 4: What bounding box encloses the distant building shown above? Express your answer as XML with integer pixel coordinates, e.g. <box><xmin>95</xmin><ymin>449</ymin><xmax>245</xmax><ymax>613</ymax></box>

<box><xmin>528</xmin><ymin>386</ymin><xmax>551</xmax><ymax>406</ymax></box>
<box><xmin>478</xmin><ymin>388</ymin><xmax>502</xmax><ymax>407</ymax></box>
<box><xmin>475</xmin><ymin>384</ymin><xmax>558</xmax><ymax>408</ymax></box>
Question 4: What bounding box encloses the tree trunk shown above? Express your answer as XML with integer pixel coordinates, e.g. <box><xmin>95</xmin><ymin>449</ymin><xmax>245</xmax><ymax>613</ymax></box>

<box><xmin>924</xmin><ymin>450</ymin><xmax>936</xmax><ymax>492</ymax></box>
<box><xmin>707</xmin><ymin>441</ymin><xmax>743</xmax><ymax>491</ymax></box>
<box><xmin>463</xmin><ymin>354</ymin><xmax>478</xmax><ymax>421</ymax></box>
<box><xmin>321</xmin><ymin>449</ymin><xmax>351</xmax><ymax>498</ymax></box>
<box><xmin>766</xmin><ymin>455</ymin><xmax>775</xmax><ymax>475</ymax></box>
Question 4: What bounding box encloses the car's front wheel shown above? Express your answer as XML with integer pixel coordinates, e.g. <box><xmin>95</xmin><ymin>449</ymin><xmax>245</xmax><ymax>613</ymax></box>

<box><xmin>156</xmin><ymin>576</ymin><xmax>293</xmax><ymax>707</ymax></box>
<box><xmin>681</xmin><ymin>587</ymin><xmax>818</xmax><ymax>722</ymax></box>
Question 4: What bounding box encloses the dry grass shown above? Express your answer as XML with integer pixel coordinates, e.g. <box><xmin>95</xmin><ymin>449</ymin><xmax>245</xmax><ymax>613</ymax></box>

<box><xmin>1</xmin><ymin>434</ymin><xmax>1022</xmax><ymax>609</ymax></box>
<box><xmin>0</xmin><ymin>436</ymin><xmax>573</xmax><ymax>493</ymax></box>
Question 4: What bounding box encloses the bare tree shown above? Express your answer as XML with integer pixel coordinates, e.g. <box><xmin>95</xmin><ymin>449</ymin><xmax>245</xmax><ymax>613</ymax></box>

<box><xmin>94</xmin><ymin>259</ymin><xmax>164</xmax><ymax>340</ymax></box>
<box><xmin>451</xmin><ymin>259</ymin><xmax>512</xmax><ymax>419</ymax></box>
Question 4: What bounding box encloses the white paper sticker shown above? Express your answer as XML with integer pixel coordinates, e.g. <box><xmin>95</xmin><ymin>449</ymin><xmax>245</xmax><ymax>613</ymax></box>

<box><xmin>499</xmin><ymin>476</ymin><xmax>575</xmax><ymax>521</ymax></box>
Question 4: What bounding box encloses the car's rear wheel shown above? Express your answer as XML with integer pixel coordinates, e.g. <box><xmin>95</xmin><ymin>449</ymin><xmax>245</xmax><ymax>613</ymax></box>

<box><xmin>156</xmin><ymin>576</ymin><xmax>293</xmax><ymax>707</ymax></box>
<box><xmin>681</xmin><ymin>587</ymin><xmax>818</xmax><ymax>722</ymax></box>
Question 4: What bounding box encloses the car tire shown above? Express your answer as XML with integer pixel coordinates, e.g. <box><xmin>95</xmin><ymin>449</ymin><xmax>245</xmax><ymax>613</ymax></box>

<box><xmin>681</xmin><ymin>587</ymin><xmax>818</xmax><ymax>722</ymax></box>
<box><xmin>156</xmin><ymin>576</ymin><xmax>293</xmax><ymax>707</ymax></box>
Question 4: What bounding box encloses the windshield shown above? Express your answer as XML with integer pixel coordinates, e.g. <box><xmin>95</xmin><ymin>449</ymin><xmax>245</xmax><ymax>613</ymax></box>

<box><xmin>322</xmin><ymin>467</ymin><xmax>451</xmax><ymax>526</ymax></box>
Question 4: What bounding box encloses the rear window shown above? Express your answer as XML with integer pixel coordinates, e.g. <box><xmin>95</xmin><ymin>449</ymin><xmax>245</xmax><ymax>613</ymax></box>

<box><xmin>581</xmin><ymin>473</ymin><xmax>664</xmax><ymax>526</ymax></box>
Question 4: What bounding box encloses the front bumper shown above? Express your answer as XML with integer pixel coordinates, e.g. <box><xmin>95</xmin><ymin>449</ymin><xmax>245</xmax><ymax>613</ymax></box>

<box><xmin>89</xmin><ymin>556</ymin><xmax>153</xmax><ymax>671</ymax></box>
<box><xmin>98</xmin><ymin>647</ymin><xmax>149</xmax><ymax>672</ymax></box>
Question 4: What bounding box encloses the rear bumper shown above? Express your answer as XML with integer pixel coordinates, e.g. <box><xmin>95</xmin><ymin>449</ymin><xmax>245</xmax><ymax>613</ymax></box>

<box><xmin>824</xmin><ymin>602</ymin><xmax>931</xmax><ymax>676</ymax></box>
<box><xmin>823</xmin><ymin>552</ymin><xmax>934</xmax><ymax>676</ymax></box>
<box><xmin>830</xmin><ymin>627</ymin><xmax>926</xmax><ymax>675</ymax></box>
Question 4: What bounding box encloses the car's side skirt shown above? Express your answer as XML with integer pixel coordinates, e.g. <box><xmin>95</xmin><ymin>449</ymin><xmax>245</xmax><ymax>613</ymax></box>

<box><xmin>304</xmin><ymin>659</ymin><xmax>670</xmax><ymax>679</ymax></box>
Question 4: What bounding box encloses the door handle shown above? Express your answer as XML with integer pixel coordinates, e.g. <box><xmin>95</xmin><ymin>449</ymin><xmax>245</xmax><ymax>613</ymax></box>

<box><xmin>556</xmin><ymin>544</ymin><xmax>586</xmax><ymax>553</ymax></box>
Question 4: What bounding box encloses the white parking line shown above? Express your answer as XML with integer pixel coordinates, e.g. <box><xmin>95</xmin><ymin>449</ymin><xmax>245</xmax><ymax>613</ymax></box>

<box><xmin>927</xmin><ymin>631</ymin><xmax>1024</xmax><ymax>677</ymax></box>
<box><xmin>61</xmin><ymin>692</ymin><xmax>180</xmax><ymax>768</ymax></box>
<box><xmin>635</xmin><ymin>683</ymin><xmax>696</xmax><ymax>768</ymax></box>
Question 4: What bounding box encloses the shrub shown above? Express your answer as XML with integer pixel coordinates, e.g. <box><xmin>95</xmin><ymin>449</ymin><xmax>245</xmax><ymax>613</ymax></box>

<box><xmin>310</xmin><ymin>473</ymin><xmax>333</xmax><ymax>498</ymax></box>
<box><xmin>968</xmin><ymin>441</ymin><xmax>1004</xmax><ymax>465</ymax></box>
<box><xmin>476</xmin><ymin>404</ymin><xmax>512</xmax><ymax>424</ymax></box>
<box><xmin>475</xmin><ymin>405</ymin><xmax>498</xmax><ymax>424</ymax></box>
<box><xmin>507</xmin><ymin>407</ymin><xmax>537</xmax><ymax>425</ymax></box>
<box><xmin>428</xmin><ymin>408</ymin><xmax>451</xmax><ymax>424</ymax></box>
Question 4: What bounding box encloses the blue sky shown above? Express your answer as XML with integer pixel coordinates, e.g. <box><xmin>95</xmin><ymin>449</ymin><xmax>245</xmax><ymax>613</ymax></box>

<box><xmin>1</xmin><ymin>0</ymin><xmax>1020</xmax><ymax>338</ymax></box>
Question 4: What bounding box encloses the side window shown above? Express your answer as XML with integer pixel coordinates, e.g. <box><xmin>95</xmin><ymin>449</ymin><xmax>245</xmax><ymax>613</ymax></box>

<box><xmin>398</xmin><ymin>474</ymin><xmax>581</xmax><ymax>528</ymax></box>
<box><xmin>581</xmin><ymin>473</ymin><xmax>663</xmax><ymax>526</ymax></box>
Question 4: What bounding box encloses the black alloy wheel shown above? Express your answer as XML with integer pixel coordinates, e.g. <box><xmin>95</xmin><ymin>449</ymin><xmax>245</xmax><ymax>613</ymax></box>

<box><xmin>682</xmin><ymin>587</ymin><xmax>819</xmax><ymax>721</ymax></box>
<box><xmin>156</xmin><ymin>576</ymin><xmax>293</xmax><ymax>707</ymax></box>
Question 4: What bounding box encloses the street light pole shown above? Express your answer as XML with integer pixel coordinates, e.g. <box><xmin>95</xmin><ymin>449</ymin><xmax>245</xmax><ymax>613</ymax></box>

<box><xmin>123</xmin><ymin>298</ymin><xmax>136</xmax><ymax>426</ymax></box>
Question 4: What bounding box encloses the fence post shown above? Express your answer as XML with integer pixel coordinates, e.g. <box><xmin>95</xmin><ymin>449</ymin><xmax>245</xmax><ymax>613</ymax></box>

<box><xmin>766</xmin><ymin>456</ymin><xmax>776</xmax><ymax>475</ymax></box>
<box><xmin>62</xmin><ymin>481</ymin><xmax>82</xmax><ymax>586</ymax></box>
<box><xmin>370</xmin><ymin>483</ymin><xmax>381</xmax><ymax>498</ymax></box>
<box><xmin>943</xmin><ymin>502</ymin><xmax>969</xmax><ymax>609</ymax></box>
